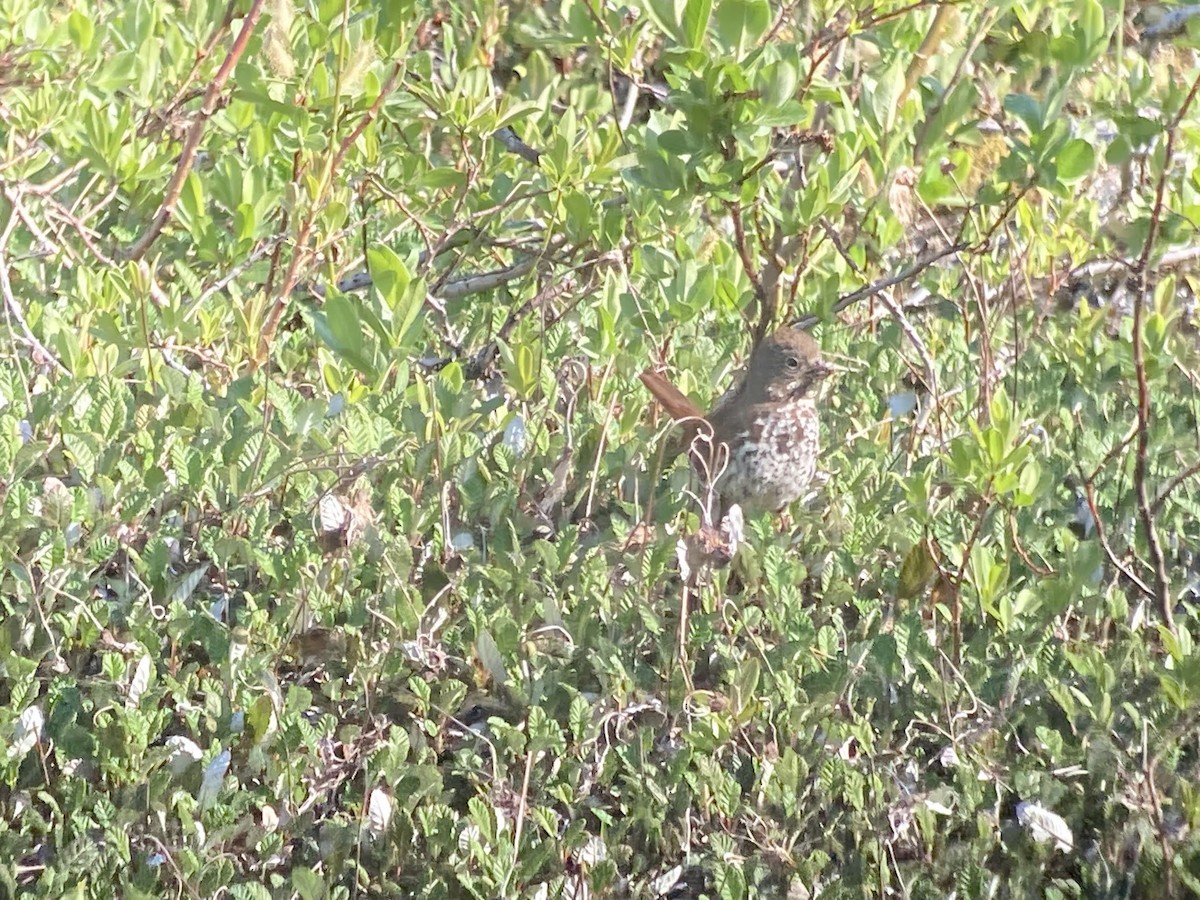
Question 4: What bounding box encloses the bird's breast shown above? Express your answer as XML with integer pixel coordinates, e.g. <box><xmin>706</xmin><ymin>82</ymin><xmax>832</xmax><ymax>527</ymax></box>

<box><xmin>715</xmin><ymin>399</ymin><xmax>820</xmax><ymax>511</ymax></box>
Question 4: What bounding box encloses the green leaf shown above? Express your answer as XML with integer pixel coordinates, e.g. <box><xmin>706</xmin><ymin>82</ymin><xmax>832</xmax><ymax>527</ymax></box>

<box><xmin>684</xmin><ymin>0</ymin><xmax>713</xmax><ymax>48</ymax></box>
<box><xmin>476</xmin><ymin>629</ymin><xmax>508</xmax><ymax>685</ymax></box>
<box><xmin>898</xmin><ymin>541</ymin><xmax>937</xmax><ymax>600</ymax></box>
<box><xmin>176</xmin><ymin>172</ymin><xmax>206</xmax><ymax>237</ymax></box>
<box><xmin>68</xmin><ymin>10</ymin><xmax>94</xmax><ymax>50</ymax></box>
<box><xmin>232</xmin><ymin>86</ymin><xmax>305</xmax><ymax>118</ymax></box>
<box><xmin>733</xmin><ymin>657</ymin><xmax>760</xmax><ymax>715</ymax></box>
<box><xmin>715</xmin><ymin>0</ymin><xmax>770</xmax><ymax>53</ymax></box>
<box><xmin>292</xmin><ymin>868</ymin><xmax>326</xmax><ymax>900</ymax></box>
<box><xmin>760</xmin><ymin>59</ymin><xmax>798</xmax><ymax>107</ymax></box>
<box><xmin>1075</xmin><ymin>0</ymin><xmax>1107</xmax><ymax>58</ymax></box>
<box><xmin>658</xmin><ymin>128</ymin><xmax>701</xmax><ymax>154</ymax></box>
<box><xmin>1004</xmin><ymin>93</ymin><xmax>1044</xmax><ymax>132</ymax></box>
<box><xmin>324</xmin><ymin>293</ymin><xmax>364</xmax><ymax>356</ymax></box>
<box><xmin>1014</xmin><ymin>459</ymin><xmax>1042</xmax><ymax>507</ymax></box>
<box><xmin>871</xmin><ymin>60</ymin><xmax>905</xmax><ymax>133</ymax></box>
<box><xmin>422</xmin><ymin>168</ymin><xmax>467</xmax><ymax>190</ymax></box>
<box><xmin>644</xmin><ymin>0</ymin><xmax>688</xmax><ymax>44</ymax></box>
<box><xmin>234</xmin><ymin>202</ymin><xmax>256</xmax><ymax>242</ymax></box>
<box><xmin>367</xmin><ymin>245</ymin><xmax>425</xmax><ymax>352</ymax></box>
<box><xmin>1056</xmin><ymin>138</ymin><xmax>1095</xmax><ymax>183</ymax></box>
<box><xmin>313</xmin><ymin>293</ymin><xmax>377</xmax><ymax>378</ymax></box>
<box><xmin>494</xmin><ymin>101</ymin><xmax>543</xmax><ymax>131</ymax></box>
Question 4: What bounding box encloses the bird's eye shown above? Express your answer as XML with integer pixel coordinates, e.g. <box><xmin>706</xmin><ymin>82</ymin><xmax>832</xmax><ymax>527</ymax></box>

<box><xmin>786</xmin><ymin>356</ymin><xmax>800</xmax><ymax>369</ymax></box>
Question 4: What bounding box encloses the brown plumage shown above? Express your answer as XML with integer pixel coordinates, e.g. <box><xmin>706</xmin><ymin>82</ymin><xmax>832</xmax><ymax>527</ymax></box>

<box><xmin>641</xmin><ymin>327</ymin><xmax>830</xmax><ymax>513</ymax></box>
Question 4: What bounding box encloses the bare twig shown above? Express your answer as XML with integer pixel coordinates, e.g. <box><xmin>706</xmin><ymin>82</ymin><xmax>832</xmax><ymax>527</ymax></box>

<box><xmin>1127</xmin><ymin>71</ymin><xmax>1200</xmax><ymax>632</ymax></box>
<box><xmin>1071</xmin><ymin>244</ymin><xmax>1200</xmax><ymax>279</ymax></box>
<box><xmin>141</xmin><ymin>0</ymin><xmax>239</xmax><ymax>138</ymax></box>
<box><xmin>127</xmin><ymin>0</ymin><xmax>265</xmax><ymax>261</ymax></box>
<box><xmin>494</xmin><ymin>127</ymin><xmax>541</xmax><ymax>165</ymax></box>
<box><xmin>499</xmin><ymin>741</ymin><xmax>536</xmax><ymax>895</ymax></box>
<box><xmin>1078</xmin><ymin>477</ymin><xmax>1156</xmax><ymax>600</ymax></box>
<box><xmin>1143</xmin><ymin>721</ymin><xmax>1177</xmax><ymax>894</ymax></box>
<box><xmin>259</xmin><ymin>60</ymin><xmax>404</xmax><ymax>358</ymax></box>
<box><xmin>1152</xmin><ymin>459</ymin><xmax>1200</xmax><ymax>514</ymax></box>
<box><xmin>456</xmin><ymin>247</ymin><xmax>613</xmax><ymax>380</ymax></box>
<box><xmin>878</xmin><ymin>288</ymin><xmax>944</xmax><ymax>453</ymax></box>
<box><xmin>1085</xmin><ymin>421</ymin><xmax>1139</xmax><ymax>484</ymax></box>
<box><xmin>0</xmin><ymin>190</ymin><xmax>68</xmax><ymax>373</ymax></box>
<box><xmin>25</xmin><ymin>159</ymin><xmax>87</xmax><ymax>197</ymax></box>
<box><xmin>328</xmin><ymin>61</ymin><xmax>403</xmax><ymax>176</ymax></box>
<box><xmin>725</xmin><ymin>201</ymin><xmax>772</xmax><ymax>342</ymax></box>
<box><xmin>438</xmin><ymin>256</ymin><xmax>540</xmax><ymax>301</ymax></box>
<box><xmin>1008</xmin><ymin>511</ymin><xmax>1056</xmax><ymax>577</ymax></box>
<box><xmin>186</xmin><ymin>235</ymin><xmax>287</xmax><ymax>319</ymax></box>
<box><xmin>793</xmin><ymin>241</ymin><xmax>968</xmax><ymax>329</ymax></box>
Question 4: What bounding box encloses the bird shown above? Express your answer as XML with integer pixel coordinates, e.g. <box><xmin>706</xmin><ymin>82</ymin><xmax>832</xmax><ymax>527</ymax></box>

<box><xmin>640</xmin><ymin>327</ymin><xmax>831</xmax><ymax>515</ymax></box>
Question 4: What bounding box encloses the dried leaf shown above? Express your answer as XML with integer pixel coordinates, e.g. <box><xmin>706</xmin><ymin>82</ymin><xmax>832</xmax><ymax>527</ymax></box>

<box><xmin>316</xmin><ymin>493</ymin><xmax>352</xmax><ymax>550</ymax></box>
<box><xmin>9</xmin><ymin>705</ymin><xmax>43</xmax><ymax>758</ymax></box>
<box><xmin>476</xmin><ymin>630</ymin><xmax>508</xmax><ymax>686</ymax></box>
<box><xmin>367</xmin><ymin>787</ymin><xmax>394</xmax><ymax>837</ymax></box>
<box><xmin>127</xmin><ymin>655</ymin><xmax>152</xmax><ymax>709</ymax></box>
<box><xmin>198</xmin><ymin>748</ymin><xmax>231</xmax><ymax>809</ymax></box>
<box><xmin>166</xmin><ymin>736</ymin><xmax>203</xmax><ymax>774</ymax></box>
<box><xmin>898</xmin><ymin>540</ymin><xmax>937</xmax><ymax>599</ymax></box>
<box><xmin>1016</xmin><ymin>801</ymin><xmax>1073</xmax><ymax>851</ymax></box>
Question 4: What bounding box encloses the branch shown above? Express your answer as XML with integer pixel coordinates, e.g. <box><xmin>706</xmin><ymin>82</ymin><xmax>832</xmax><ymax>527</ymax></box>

<box><xmin>493</xmin><ymin>127</ymin><xmax>542</xmax><ymax>166</ymax></box>
<box><xmin>1152</xmin><ymin>459</ymin><xmax>1200</xmax><ymax>514</ymax></box>
<box><xmin>1070</xmin><ymin>243</ymin><xmax>1200</xmax><ymax>280</ymax></box>
<box><xmin>725</xmin><ymin>200</ymin><xmax>771</xmax><ymax>342</ymax></box>
<box><xmin>126</xmin><ymin>0</ymin><xmax>265</xmax><ymax>261</ymax></box>
<box><xmin>0</xmin><ymin>190</ymin><xmax>68</xmax><ymax>373</ymax></box>
<box><xmin>793</xmin><ymin>241</ymin><xmax>968</xmax><ymax>329</ymax></box>
<box><xmin>258</xmin><ymin>60</ymin><xmax>403</xmax><ymax>358</ymax></box>
<box><xmin>899</xmin><ymin>3</ymin><xmax>956</xmax><ymax>108</ymax></box>
<box><xmin>438</xmin><ymin>256</ymin><xmax>539</xmax><ymax>301</ymax></box>
<box><xmin>1127</xmin><ymin>70</ymin><xmax>1200</xmax><ymax>633</ymax></box>
<box><xmin>1079</xmin><ymin>478</ymin><xmax>1157</xmax><ymax>601</ymax></box>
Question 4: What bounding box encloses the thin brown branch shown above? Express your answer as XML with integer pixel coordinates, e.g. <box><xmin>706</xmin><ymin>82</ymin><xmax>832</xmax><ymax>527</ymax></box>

<box><xmin>0</xmin><ymin>189</ymin><xmax>68</xmax><ymax>373</ymax></box>
<box><xmin>1143</xmin><ymin>723</ymin><xmax>1176</xmax><ymax>894</ymax></box>
<box><xmin>126</xmin><ymin>0</ymin><xmax>265</xmax><ymax>261</ymax></box>
<box><xmin>951</xmin><ymin>485</ymin><xmax>993</xmax><ymax>592</ymax></box>
<box><xmin>458</xmin><ymin>247</ymin><xmax>611</xmax><ymax>380</ymax></box>
<box><xmin>1008</xmin><ymin>511</ymin><xmax>1055</xmax><ymax>577</ymax></box>
<box><xmin>25</xmin><ymin>159</ymin><xmax>87</xmax><ymax>197</ymax></box>
<box><xmin>148</xmin><ymin>0</ymin><xmax>240</xmax><ymax>135</ymax></box>
<box><xmin>1086</xmin><ymin>422</ymin><xmax>1139</xmax><ymax>483</ymax></box>
<box><xmin>900</xmin><ymin>3</ymin><xmax>956</xmax><ymax>107</ymax></box>
<box><xmin>1127</xmin><ymin>70</ymin><xmax>1200</xmax><ymax>632</ymax></box>
<box><xmin>794</xmin><ymin>241</ymin><xmax>968</xmax><ymax>329</ymax></box>
<box><xmin>1079</xmin><ymin>477</ymin><xmax>1156</xmax><ymax>601</ymax></box>
<box><xmin>328</xmin><ymin>61</ymin><xmax>403</xmax><ymax>176</ymax></box>
<box><xmin>258</xmin><ymin>61</ymin><xmax>404</xmax><ymax>360</ymax></box>
<box><xmin>725</xmin><ymin>201</ymin><xmax>771</xmax><ymax>342</ymax></box>
<box><xmin>1152</xmin><ymin>459</ymin><xmax>1200</xmax><ymax>514</ymax></box>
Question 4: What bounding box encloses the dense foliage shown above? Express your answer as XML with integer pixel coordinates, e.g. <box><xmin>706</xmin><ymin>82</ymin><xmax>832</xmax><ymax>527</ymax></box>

<box><xmin>3</xmin><ymin>0</ymin><xmax>1200</xmax><ymax>896</ymax></box>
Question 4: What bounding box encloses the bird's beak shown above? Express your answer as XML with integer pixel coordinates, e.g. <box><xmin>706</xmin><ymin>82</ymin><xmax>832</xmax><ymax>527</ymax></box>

<box><xmin>813</xmin><ymin>360</ymin><xmax>841</xmax><ymax>380</ymax></box>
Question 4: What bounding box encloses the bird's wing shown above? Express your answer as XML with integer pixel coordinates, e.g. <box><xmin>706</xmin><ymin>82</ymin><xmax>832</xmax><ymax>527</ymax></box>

<box><xmin>639</xmin><ymin>370</ymin><xmax>706</xmax><ymax>421</ymax></box>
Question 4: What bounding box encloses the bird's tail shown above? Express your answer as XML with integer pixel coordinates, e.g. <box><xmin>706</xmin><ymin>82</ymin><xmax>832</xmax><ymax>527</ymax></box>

<box><xmin>639</xmin><ymin>370</ymin><xmax>705</xmax><ymax>421</ymax></box>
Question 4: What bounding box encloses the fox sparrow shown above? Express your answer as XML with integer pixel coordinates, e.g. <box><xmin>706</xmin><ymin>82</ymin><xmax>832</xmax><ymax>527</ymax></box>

<box><xmin>640</xmin><ymin>327</ymin><xmax>830</xmax><ymax>514</ymax></box>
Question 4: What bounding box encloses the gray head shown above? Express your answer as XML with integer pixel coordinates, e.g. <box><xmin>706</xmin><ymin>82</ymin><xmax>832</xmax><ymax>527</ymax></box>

<box><xmin>742</xmin><ymin>328</ymin><xmax>830</xmax><ymax>402</ymax></box>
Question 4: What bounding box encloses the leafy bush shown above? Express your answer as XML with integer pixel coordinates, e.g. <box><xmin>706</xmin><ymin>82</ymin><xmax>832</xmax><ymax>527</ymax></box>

<box><xmin>3</xmin><ymin>0</ymin><xmax>1200</xmax><ymax>896</ymax></box>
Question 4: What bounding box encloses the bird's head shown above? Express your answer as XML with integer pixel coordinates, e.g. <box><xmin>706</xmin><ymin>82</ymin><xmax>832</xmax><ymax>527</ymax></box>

<box><xmin>745</xmin><ymin>328</ymin><xmax>832</xmax><ymax>402</ymax></box>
